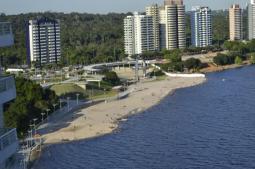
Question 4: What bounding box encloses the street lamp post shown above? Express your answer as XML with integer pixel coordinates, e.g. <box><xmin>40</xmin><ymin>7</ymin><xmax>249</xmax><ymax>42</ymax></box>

<box><xmin>76</xmin><ymin>93</ymin><xmax>80</xmax><ymax>105</ymax></box>
<box><xmin>33</xmin><ymin>118</ymin><xmax>37</xmax><ymax>136</ymax></box>
<box><xmin>41</xmin><ymin>112</ymin><xmax>45</xmax><ymax>123</ymax></box>
<box><xmin>59</xmin><ymin>99</ymin><xmax>62</xmax><ymax>109</ymax></box>
<box><xmin>28</xmin><ymin>130</ymin><xmax>32</xmax><ymax>148</ymax></box>
<box><xmin>53</xmin><ymin>103</ymin><xmax>57</xmax><ymax>112</ymax></box>
<box><xmin>29</xmin><ymin>122</ymin><xmax>33</xmax><ymax>148</ymax></box>
<box><xmin>46</xmin><ymin>109</ymin><xmax>50</xmax><ymax>122</ymax></box>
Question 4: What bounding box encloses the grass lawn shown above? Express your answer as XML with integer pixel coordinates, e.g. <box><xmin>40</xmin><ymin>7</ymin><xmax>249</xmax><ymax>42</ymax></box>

<box><xmin>50</xmin><ymin>83</ymin><xmax>118</xmax><ymax>100</ymax></box>
<box><xmin>50</xmin><ymin>83</ymin><xmax>86</xmax><ymax>99</ymax></box>
<box><xmin>156</xmin><ymin>75</ymin><xmax>167</xmax><ymax>81</ymax></box>
<box><xmin>88</xmin><ymin>90</ymin><xmax>118</xmax><ymax>100</ymax></box>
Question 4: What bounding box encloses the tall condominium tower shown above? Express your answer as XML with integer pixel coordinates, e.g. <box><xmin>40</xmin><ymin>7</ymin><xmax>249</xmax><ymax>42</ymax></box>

<box><xmin>124</xmin><ymin>16</ymin><xmax>135</xmax><ymax>56</ymax></box>
<box><xmin>191</xmin><ymin>6</ymin><xmax>212</xmax><ymax>47</ymax></box>
<box><xmin>159</xmin><ymin>6</ymin><xmax>167</xmax><ymax>49</ymax></box>
<box><xmin>124</xmin><ymin>12</ymin><xmax>154</xmax><ymax>56</ymax></box>
<box><xmin>229</xmin><ymin>4</ymin><xmax>243</xmax><ymax>41</ymax></box>
<box><xmin>160</xmin><ymin>0</ymin><xmax>186</xmax><ymax>50</ymax></box>
<box><xmin>248</xmin><ymin>0</ymin><xmax>255</xmax><ymax>40</ymax></box>
<box><xmin>146</xmin><ymin>4</ymin><xmax>160</xmax><ymax>51</ymax></box>
<box><xmin>26</xmin><ymin>18</ymin><xmax>61</xmax><ymax>67</ymax></box>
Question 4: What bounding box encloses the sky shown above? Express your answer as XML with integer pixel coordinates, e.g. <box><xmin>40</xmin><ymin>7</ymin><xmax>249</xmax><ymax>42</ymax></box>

<box><xmin>0</xmin><ymin>0</ymin><xmax>250</xmax><ymax>15</ymax></box>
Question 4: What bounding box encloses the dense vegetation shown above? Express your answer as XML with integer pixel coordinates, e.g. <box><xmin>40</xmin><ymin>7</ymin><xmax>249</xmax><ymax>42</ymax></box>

<box><xmin>0</xmin><ymin>10</ymin><xmax>238</xmax><ymax>67</ymax></box>
<box><xmin>103</xmin><ymin>71</ymin><xmax>120</xmax><ymax>86</ymax></box>
<box><xmin>211</xmin><ymin>10</ymin><xmax>229</xmax><ymax>46</ymax></box>
<box><xmin>4</xmin><ymin>77</ymin><xmax>58</xmax><ymax>137</ymax></box>
<box><xmin>212</xmin><ymin>40</ymin><xmax>255</xmax><ymax>66</ymax></box>
<box><xmin>0</xmin><ymin>12</ymin><xmax>127</xmax><ymax>67</ymax></box>
<box><xmin>213</xmin><ymin>53</ymin><xmax>236</xmax><ymax>66</ymax></box>
<box><xmin>159</xmin><ymin>49</ymin><xmax>202</xmax><ymax>72</ymax></box>
<box><xmin>184</xmin><ymin>58</ymin><xmax>202</xmax><ymax>70</ymax></box>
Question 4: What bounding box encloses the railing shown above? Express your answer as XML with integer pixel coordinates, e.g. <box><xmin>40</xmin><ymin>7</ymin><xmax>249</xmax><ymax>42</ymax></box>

<box><xmin>0</xmin><ymin>128</ymin><xmax>18</xmax><ymax>151</ymax></box>
<box><xmin>0</xmin><ymin>76</ymin><xmax>15</xmax><ymax>94</ymax></box>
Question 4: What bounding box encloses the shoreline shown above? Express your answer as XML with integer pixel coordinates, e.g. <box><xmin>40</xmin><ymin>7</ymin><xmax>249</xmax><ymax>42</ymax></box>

<box><xmin>41</xmin><ymin>77</ymin><xmax>206</xmax><ymax>145</ymax></box>
<box><xmin>39</xmin><ymin>63</ymin><xmax>254</xmax><ymax>146</ymax></box>
<box><xmin>200</xmin><ymin>62</ymin><xmax>251</xmax><ymax>73</ymax></box>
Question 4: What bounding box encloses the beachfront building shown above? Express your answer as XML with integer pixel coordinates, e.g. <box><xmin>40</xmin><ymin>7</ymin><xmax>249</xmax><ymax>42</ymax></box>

<box><xmin>125</xmin><ymin>0</ymin><xmax>186</xmax><ymax>52</ymax></box>
<box><xmin>146</xmin><ymin>4</ymin><xmax>160</xmax><ymax>51</ymax></box>
<box><xmin>229</xmin><ymin>4</ymin><xmax>243</xmax><ymax>41</ymax></box>
<box><xmin>160</xmin><ymin>0</ymin><xmax>186</xmax><ymax>50</ymax></box>
<box><xmin>190</xmin><ymin>6</ymin><xmax>212</xmax><ymax>47</ymax></box>
<box><xmin>124</xmin><ymin>12</ymin><xmax>155</xmax><ymax>56</ymax></box>
<box><xmin>26</xmin><ymin>18</ymin><xmax>61</xmax><ymax>67</ymax></box>
<box><xmin>124</xmin><ymin>16</ymin><xmax>135</xmax><ymax>56</ymax></box>
<box><xmin>159</xmin><ymin>6</ymin><xmax>167</xmax><ymax>49</ymax></box>
<box><xmin>248</xmin><ymin>0</ymin><xmax>255</xmax><ymax>40</ymax></box>
<box><xmin>0</xmin><ymin>22</ymin><xmax>18</xmax><ymax>169</ymax></box>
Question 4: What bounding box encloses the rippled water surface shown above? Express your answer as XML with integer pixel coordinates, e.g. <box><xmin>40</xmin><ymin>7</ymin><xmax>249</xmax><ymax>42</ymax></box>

<box><xmin>35</xmin><ymin>66</ymin><xmax>255</xmax><ymax>169</ymax></box>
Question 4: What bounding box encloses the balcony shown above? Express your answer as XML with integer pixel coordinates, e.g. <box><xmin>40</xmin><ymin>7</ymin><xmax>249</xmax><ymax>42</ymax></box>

<box><xmin>0</xmin><ymin>76</ymin><xmax>16</xmax><ymax>104</ymax></box>
<box><xmin>0</xmin><ymin>128</ymin><xmax>18</xmax><ymax>166</ymax></box>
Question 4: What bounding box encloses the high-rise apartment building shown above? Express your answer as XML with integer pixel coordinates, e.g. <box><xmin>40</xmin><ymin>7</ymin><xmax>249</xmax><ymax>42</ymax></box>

<box><xmin>124</xmin><ymin>13</ymin><xmax>154</xmax><ymax>56</ymax></box>
<box><xmin>248</xmin><ymin>0</ymin><xmax>255</xmax><ymax>40</ymax></box>
<box><xmin>124</xmin><ymin>16</ymin><xmax>135</xmax><ymax>56</ymax></box>
<box><xmin>26</xmin><ymin>18</ymin><xmax>61</xmax><ymax>67</ymax></box>
<box><xmin>229</xmin><ymin>4</ymin><xmax>243</xmax><ymax>41</ymax></box>
<box><xmin>146</xmin><ymin>4</ymin><xmax>160</xmax><ymax>51</ymax></box>
<box><xmin>159</xmin><ymin>6</ymin><xmax>167</xmax><ymax>49</ymax></box>
<box><xmin>191</xmin><ymin>6</ymin><xmax>212</xmax><ymax>47</ymax></box>
<box><xmin>160</xmin><ymin>0</ymin><xmax>186</xmax><ymax>50</ymax></box>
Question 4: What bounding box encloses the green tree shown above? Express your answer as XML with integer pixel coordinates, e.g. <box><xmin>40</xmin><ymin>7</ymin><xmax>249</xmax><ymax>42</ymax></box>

<box><xmin>103</xmin><ymin>71</ymin><xmax>120</xmax><ymax>86</ymax></box>
<box><xmin>184</xmin><ymin>58</ymin><xmax>202</xmax><ymax>70</ymax></box>
<box><xmin>250</xmin><ymin>54</ymin><xmax>255</xmax><ymax>64</ymax></box>
<box><xmin>235</xmin><ymin>56</ymin><xmax>243</xmax><ymax>65</ymax></box>
<box><xmin>164</xmin><ymin>49</ymin><xmax>182</xmax><ymax>63</ymax></box>
<box><xmin>213</xmin><ymin>53</ymin><xmax>234</xmax><ymax>65</ymax></box>
<box><xmin>4</xmin><ymin>77</ymin><xmax>58</xmax><ymax>137</ymax></box>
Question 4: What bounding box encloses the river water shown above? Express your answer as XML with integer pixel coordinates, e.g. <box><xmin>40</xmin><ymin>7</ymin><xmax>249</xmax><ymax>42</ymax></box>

<box><xmin>35</xmin><ymin>66</ymin><xmax>255</xmax><ymax>169</ymax></box>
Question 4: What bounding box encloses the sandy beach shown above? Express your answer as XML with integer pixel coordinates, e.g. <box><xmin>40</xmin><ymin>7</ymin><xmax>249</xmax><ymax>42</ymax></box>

<box><xmin>42</xmin><ymin>77</ymin><xmax>206</xmax><ymax>144</ymax></box>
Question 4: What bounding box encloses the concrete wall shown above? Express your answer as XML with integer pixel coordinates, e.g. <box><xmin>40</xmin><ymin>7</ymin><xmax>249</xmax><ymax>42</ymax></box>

<box><xmin>165</xmin><ymin>72</ymin><xmax>206</xmax><ymax>78</ymax></box>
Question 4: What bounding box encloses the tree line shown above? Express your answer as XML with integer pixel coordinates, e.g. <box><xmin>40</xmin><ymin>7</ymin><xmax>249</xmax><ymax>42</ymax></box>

<box><xmin>0</xmin><ymin>10</ymin><xmax>238</xmax><ymax>67</ymax></box>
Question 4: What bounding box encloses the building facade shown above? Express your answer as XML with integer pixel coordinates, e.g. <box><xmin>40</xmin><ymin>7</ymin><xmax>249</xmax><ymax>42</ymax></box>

<box><xmin>26</xmin><ymin>18</ymin><xmax>61</xmax><ymax>67</ymax></box>
<box><xmin>248</xmin><ymin>0</ymin><xmax>255</xmax><ymax>40</ymax></box>
<box><xmin>191</xmin><ymin>6</ymin><xmax>212</xmax><ymax>47</ymax></box>
<box><xmin>124</xmin><ymin>16</ymin><xmax>135</xmax><ymax>56</ymax></box>
<box><xmin>124</xmin><ymin>13</ymin><xmax>154</xmax><ymax>56</ymax></box>
<box><xmin>0</xmin><ymin>22</ymin><xmax>18</xmax><ymax>169</ymax></box>
<box><xmin>146</xmin><ymin>4</ymin><xmax>160</xmax><ymax>51</ymax></box>
<box><xmin>160</xmin><ymin>0</ymin><xmax>186</xmax><ymax>50</ymax></box>
<box><xmin>229</xmin><ymin>4</ymin><xmax>243</xmax><ymax>41</ymax></box>
<box><xmin>159</xmin><ymin>6</ymin><xmax>167</xmax><ymax>49</ymax></box>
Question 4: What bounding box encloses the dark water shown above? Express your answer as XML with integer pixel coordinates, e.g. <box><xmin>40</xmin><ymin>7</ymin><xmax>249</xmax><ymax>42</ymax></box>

<box><xmin>35</xmin><ymin>66</ymin><xmax>255</xmax><ymax>169</ymax></box>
